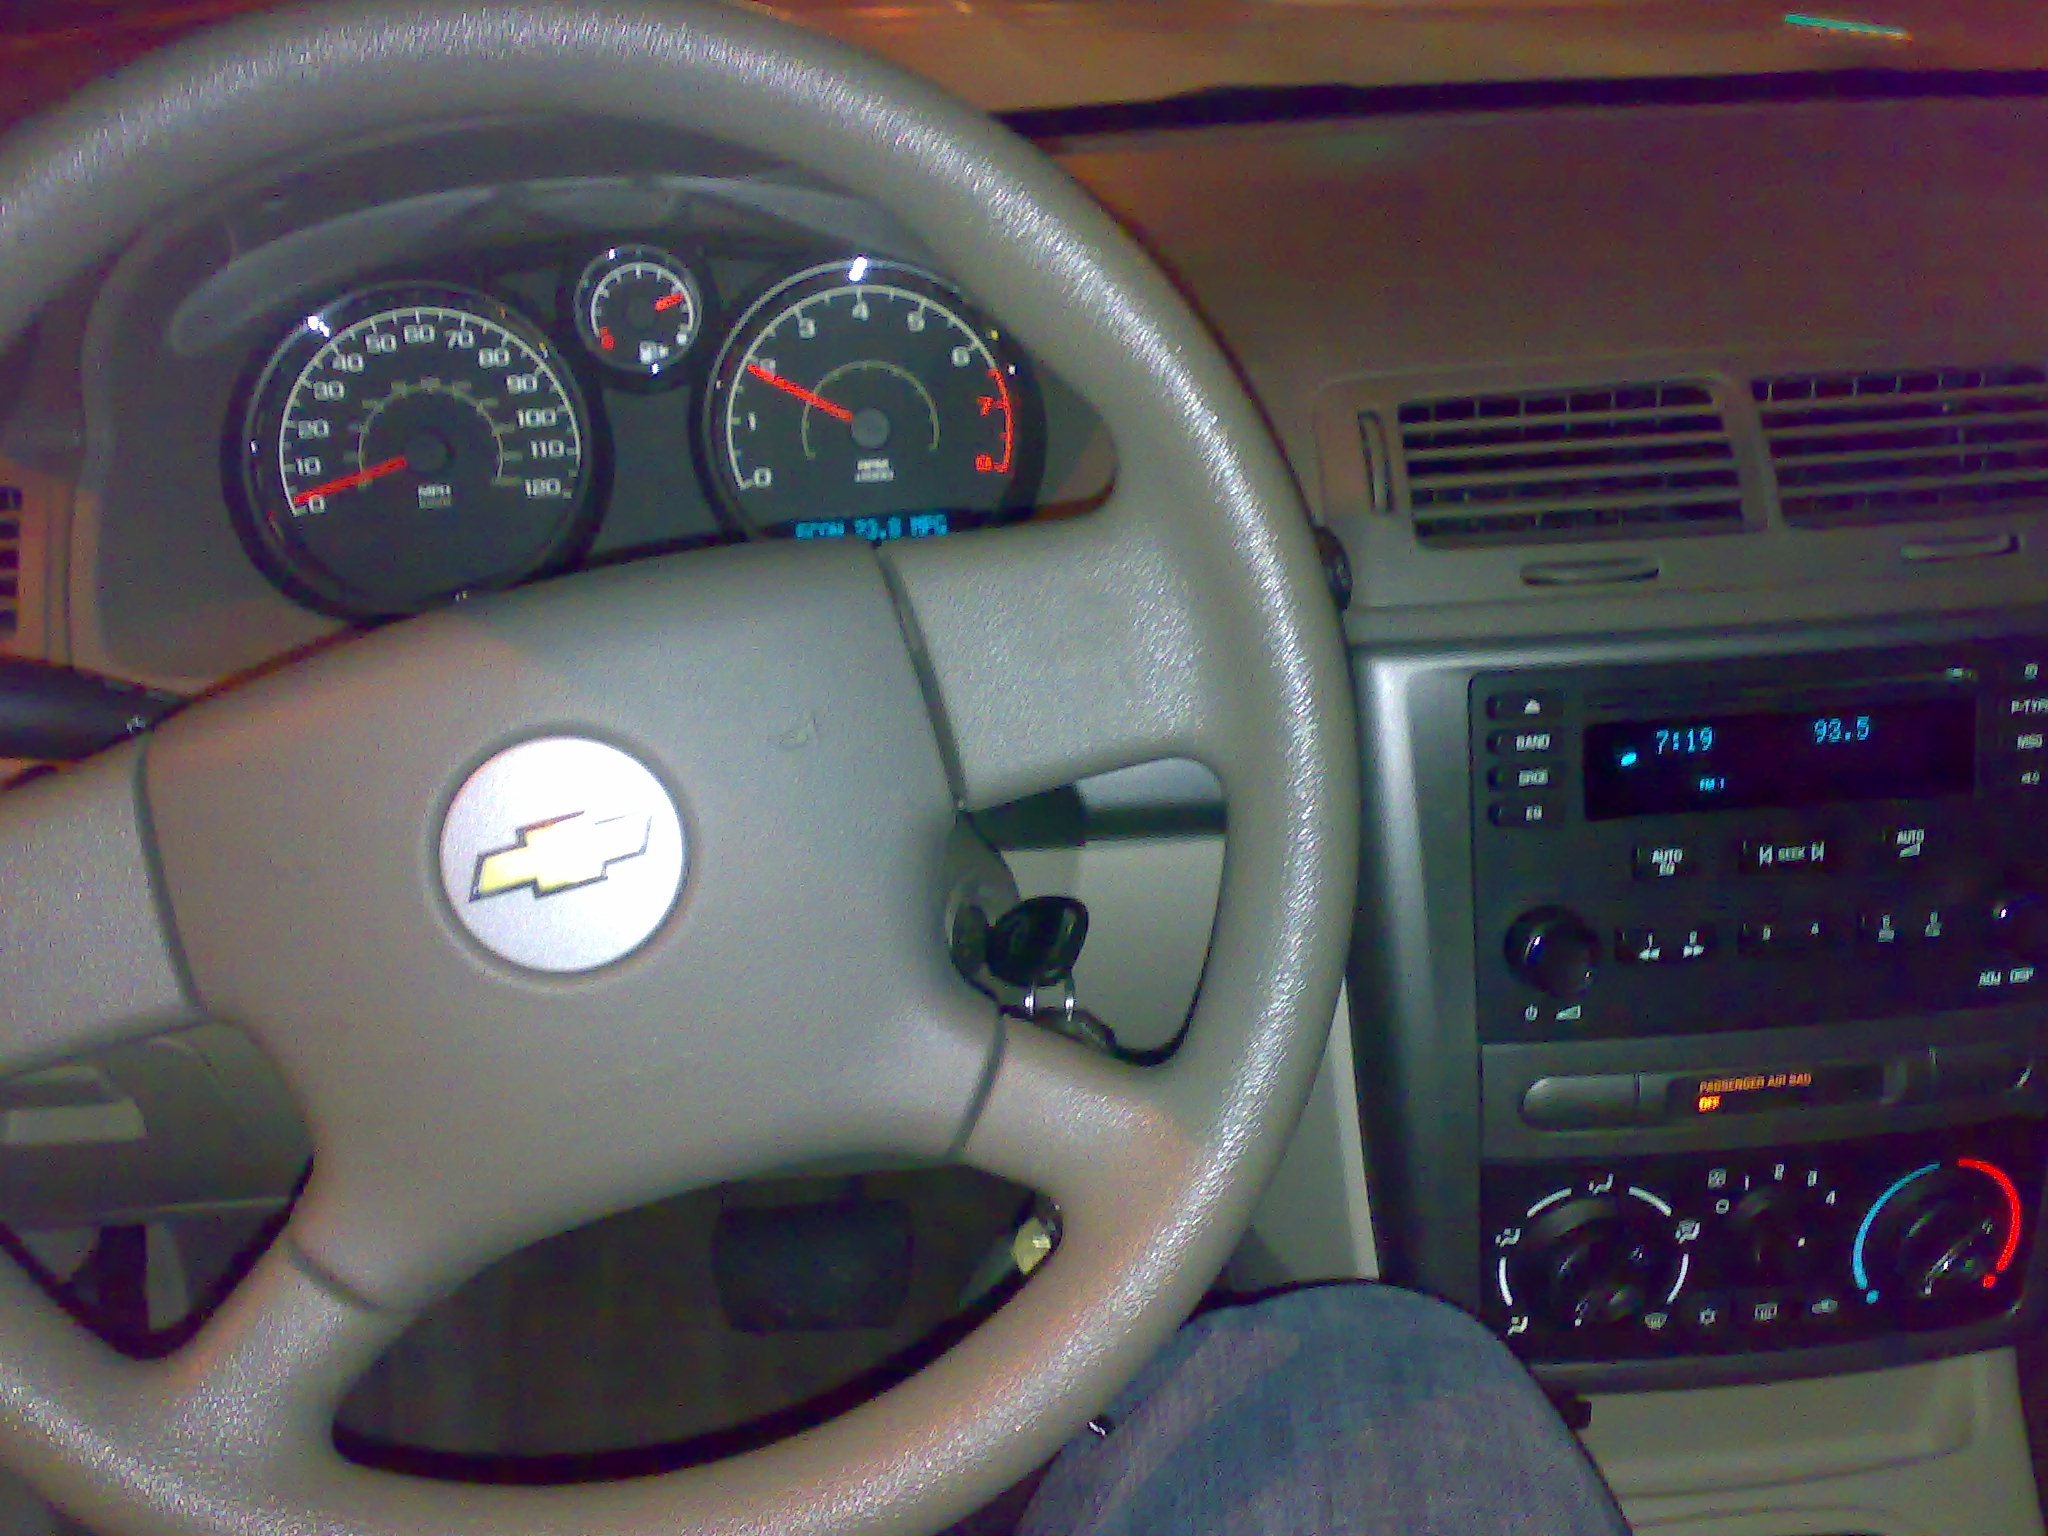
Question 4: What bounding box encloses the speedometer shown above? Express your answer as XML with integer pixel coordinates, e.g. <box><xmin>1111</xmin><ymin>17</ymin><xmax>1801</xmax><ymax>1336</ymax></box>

<box><xmin>705</xmin><ymin>260</ymin><xmax>1040</xmax><ymax>538</ymax></box>
<box><xmin>234</xmin><ymin>285</ymin><xmax>598</xmax><ymax>618</ymax></box>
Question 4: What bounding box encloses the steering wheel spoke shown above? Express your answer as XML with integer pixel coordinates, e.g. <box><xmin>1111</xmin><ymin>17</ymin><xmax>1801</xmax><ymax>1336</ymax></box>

<box><xmin>0</xmin><ymin>744</ymin><xmax>199</xmax><ymax>1079</ymax></box>
<box><xmin>961</xmin><ymin>1019</ymin><xmax>1194</xmax><ymax>1229</ymax></box>
<box><xmin>883</xmin><ymin>506</ymin><xmax>1224</xmax><ymax>811</ymax></box>
<box><xmin>144</xmin><ymin>1235</ymin><xmax>406</xmax><ymax>1467</ymax></box>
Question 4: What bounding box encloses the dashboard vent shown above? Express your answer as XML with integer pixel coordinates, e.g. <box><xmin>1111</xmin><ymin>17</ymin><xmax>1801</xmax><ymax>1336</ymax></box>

<box><xmin>0</xmin><ymin>484</ymin><xmax>19</xmax><ymax>641</ymax></box>
<box><xmin>1755</xmin><ymin>365</ymin><xmax>2048</xmax><ymax>528</ymax></box>
<box><xmin>1392</xmin><ymin>383</ymin><xmax>1744</xmax><ymax>548</ymax></box>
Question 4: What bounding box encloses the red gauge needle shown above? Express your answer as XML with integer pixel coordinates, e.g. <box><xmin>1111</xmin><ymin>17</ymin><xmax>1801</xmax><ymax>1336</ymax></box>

<box><xmin>654</xmin><ymin>292</ymin><xmax>686</xmax><ymax>312</ymax></box>
<box><xmin>292</xmin><ymin>455</ymin><xmax>409</xmax><ymax>507</ymax></box>
<box><xmin>746</xmin><ymin>363</ymin><xmax>854</xmax><ymax>423</ymax></box>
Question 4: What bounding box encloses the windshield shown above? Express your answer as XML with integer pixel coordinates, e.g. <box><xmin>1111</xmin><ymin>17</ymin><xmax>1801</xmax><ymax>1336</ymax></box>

<box><xmin>774</xmin><ymin>0</ymin><xmax>2043</xmax><ymax>111</ymax></box>
<box><xmin>6</xmin><ymin>0</ymin><xmax>2046</xmax><ymax>121</ymax></box>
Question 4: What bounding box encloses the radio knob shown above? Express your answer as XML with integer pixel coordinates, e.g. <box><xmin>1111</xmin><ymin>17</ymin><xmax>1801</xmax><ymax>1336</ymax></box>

<box><xmin>1987</xmin><ymin>891</ymin><xmax>2048</xmax><ymax>956</ymax></box>
<box><xmin>1506</xmin><ymin>907</ymin><xmax>1602</xmax><ymax>999</ymax></box>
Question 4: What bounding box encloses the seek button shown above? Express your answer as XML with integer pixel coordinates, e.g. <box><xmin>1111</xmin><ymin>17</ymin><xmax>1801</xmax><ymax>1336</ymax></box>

<box><xmin>1740</xmin><ymin>837</ymin><xmax>1832</xmax><ymax>875</ymax></box>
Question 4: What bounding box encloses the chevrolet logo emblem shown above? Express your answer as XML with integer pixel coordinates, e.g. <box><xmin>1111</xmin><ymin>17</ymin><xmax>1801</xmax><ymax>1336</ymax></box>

<box><xmin>470</xmin><ymin>812</ymin><xmax>653</xmax><ymax>902</ymax></box>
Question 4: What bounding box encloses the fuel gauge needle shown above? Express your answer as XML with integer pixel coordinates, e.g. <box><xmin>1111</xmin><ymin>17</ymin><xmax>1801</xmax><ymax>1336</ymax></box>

<box><xmin>746</xmin><ymin>364</ymin><xmax>854</xmax><ymax>423</ymax></box>
<box><xmin>292</xmin><ymin>455</ymin><xmax>409</xmax><ymax>507</ymax></box>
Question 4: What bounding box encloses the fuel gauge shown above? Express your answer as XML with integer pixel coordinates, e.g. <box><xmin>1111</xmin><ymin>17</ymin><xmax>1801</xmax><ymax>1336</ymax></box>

<box><xmin>574</xmin><ymin>245</ymin><xmax>703</xmax><ymax>383</ymax></box>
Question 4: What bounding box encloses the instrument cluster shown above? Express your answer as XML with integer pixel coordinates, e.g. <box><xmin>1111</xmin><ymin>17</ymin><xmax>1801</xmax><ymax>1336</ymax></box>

<box><xmin>227</xmin><ymin>243</ymin><xmax>1043</xmax><ymax>620</ymax></box>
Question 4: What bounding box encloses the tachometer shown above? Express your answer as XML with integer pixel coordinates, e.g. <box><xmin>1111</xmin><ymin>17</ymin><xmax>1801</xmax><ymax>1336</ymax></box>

<box><xmin>705</xmin><ymin>259</ymin><xmax>1040</xmax><ymax>538</ymax></box>
<box><xmin>234</xmin><ymin>285</ymin><xmax>597</xmax><ymax>618</ymax></box>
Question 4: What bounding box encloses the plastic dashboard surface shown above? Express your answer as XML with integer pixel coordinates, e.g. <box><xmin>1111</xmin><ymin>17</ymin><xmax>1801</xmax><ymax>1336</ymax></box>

<box><xmin>52</xmin><ymin>115</ymin><xmax>1108</xmax><ymax>687</ymax></box>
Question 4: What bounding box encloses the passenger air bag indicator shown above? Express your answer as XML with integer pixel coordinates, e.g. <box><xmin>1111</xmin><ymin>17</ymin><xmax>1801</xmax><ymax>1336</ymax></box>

<box><xmin>1678</xmin><ymin>1063</ymin><xmax>1882</xmax><ymax>1116</ymax></box>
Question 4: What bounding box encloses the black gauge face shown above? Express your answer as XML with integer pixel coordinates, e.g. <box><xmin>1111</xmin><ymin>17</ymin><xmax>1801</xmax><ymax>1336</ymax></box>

<box><xmin>574</xmin><ymin>245</ymin><xmax>702</xmax><ymax>383</ymax></box>
<box><xmin>236</xmin><ymin>286</ymin><xmax>597</xmax><ymax>618</ymax></box>
<box><xmin>706</xmin><ymin>260</ymin><xmax>1040</xmax><ymax>539</ymax></box>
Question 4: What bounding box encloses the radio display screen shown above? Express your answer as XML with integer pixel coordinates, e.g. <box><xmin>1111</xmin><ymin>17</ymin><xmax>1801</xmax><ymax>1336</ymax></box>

<box><xmin>1583</xmin><ymin>697</ymin><xmax>1975</xmax><ymax>820</ymax></box>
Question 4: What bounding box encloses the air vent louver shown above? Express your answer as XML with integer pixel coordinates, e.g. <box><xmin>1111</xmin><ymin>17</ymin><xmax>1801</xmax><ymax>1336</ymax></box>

<box><xmin>1392</xmin><ymin>383</ymin><xmax>1744</xmax><ymax>548</ymax></box>
<box><xmin>1755</xmin><ymin>365</ymin><xmax>2048</xmax><ymax>528</ymax></box>
<box><xmin>0</xmin><ymin>485</ymin><xmax>19</xmax><ymax>641</ymax></box>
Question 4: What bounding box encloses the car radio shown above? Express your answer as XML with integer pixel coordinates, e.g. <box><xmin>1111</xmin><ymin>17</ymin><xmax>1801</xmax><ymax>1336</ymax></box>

<box><xmin>1473</xmin><ymin>638</ymin><xmax>2048</xmax><ymax>1046</ymax></box>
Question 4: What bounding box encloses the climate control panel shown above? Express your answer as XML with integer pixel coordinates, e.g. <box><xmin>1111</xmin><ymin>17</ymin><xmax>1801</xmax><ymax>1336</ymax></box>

<box><xmin>1481</xmin><ymin>1120</ymin><xmax>2040</xmax><ymax>1361</ymax></box>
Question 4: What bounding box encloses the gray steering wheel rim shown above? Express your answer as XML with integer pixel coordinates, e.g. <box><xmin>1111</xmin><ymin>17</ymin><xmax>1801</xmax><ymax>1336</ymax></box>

<box><xmin>0</xmin><ymin>4</ymin><xmax>1360</xmax><ymax>1535</ymax></box>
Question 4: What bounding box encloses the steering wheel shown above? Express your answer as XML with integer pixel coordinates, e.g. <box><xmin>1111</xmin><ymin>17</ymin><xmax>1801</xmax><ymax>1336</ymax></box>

<box><xmin>0</xmin><ymin>4</ymin><xmax>1358</xmax><ymax>1533</ymax></box>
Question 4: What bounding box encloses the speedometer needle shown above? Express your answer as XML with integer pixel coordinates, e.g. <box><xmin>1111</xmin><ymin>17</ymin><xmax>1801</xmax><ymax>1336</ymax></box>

<box><xmin>746</xmin><ymin>364</ymin><xmax>854</xmax><ymax>423</ymax></box>
<box><xmin>292</xmin><ymin>455</ymin><xmax>409</xmax><ymax>507</ymax></box>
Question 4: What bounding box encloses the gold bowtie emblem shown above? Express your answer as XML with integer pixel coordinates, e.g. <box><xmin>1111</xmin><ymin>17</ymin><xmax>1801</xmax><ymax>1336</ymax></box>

<box><xmin>470</xmin><ymin>812</ymin><xmax>652</xmax><ymax>901</ymax></box>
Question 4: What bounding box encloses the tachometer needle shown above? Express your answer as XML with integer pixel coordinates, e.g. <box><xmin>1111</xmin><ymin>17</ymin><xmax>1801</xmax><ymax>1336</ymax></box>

<box><xmin>292</xmin><ymin>455</ymin><xmax>409</xmax><ymax>507</ymax></box>
<box><xmin>654</xmin><ymin>292</ymin><xmax>686</xmax><ymax>312</ymax></box>
<box><xmin>746</xmin><ymin>363</ymin><xmax>854</xmax><ymax>423</ymax></box>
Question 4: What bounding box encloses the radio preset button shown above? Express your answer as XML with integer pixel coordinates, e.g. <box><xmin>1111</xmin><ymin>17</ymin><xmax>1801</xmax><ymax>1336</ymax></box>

<box><xmin>1798</xmin><ymin>915</ymin><xmax>1842</xmax><ymax>951</ymax></box>
<box><xmin>1858</xmin><ymin>910</ymin><xmax>1904</xmax><ymax>949</ymax></box>
<box><xmin>1914</xmin><ymin>905</ymin><xmax>1951</xmax><ymax>944</ymax></box>
<box><xmin>1739</xmin><ymin>916</ymin><xmax>1841</xmax><ymax>956</ymax></box>
<box><xmin>1617</xmin><ymin>925</ymin><xmax>1716</xmax><ymax>964</ymax></box>
<box><xmin>1489</xmin><ymin>728</ymin><xmax>1558</xmax><ymax>756</ymax></box>
<box><xmin>1633</xmin><ymin>843</ymin><xmax>1698</xmax><ymax>880</ymax></box>
<box><xmin>1487</xmin><ymin>690</ymin><xmax>1563</xmax><ymax>721</ymax></box>
<box><xmin>1618</xmin><ymin>927</ymin><xmax>1665</xmax><ymax>964</ymax></box>
<box><xmin>1738</xmin><ymin>919</ymin><xmax>1786</xmax><ymax>956</ymax></box>
<box><xmin>1740</xmin><ymin>836</ymin><xmax>1832</xmax><ymax>875</ymax></box>
<box><xmin>1489</xmin><ymin>798</ymin><xmax>1558</xmax><ymax>829</ymax></box>
<box><xmin>1489</xmin><ymin>764</ymin><xmax>1559</xmax><ymax>791</ymax></box>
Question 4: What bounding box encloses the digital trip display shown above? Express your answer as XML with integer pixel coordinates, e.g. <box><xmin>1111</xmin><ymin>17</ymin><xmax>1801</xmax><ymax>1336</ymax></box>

<box><xmin>788</xmin><ymin>512</ymin><xmax>953</xmax><ymax>542</ymax></box>
<box><xmin>1583</xmin><ymin>698</ymin><xmax>1975</xmax><ymax>820</ymax></box>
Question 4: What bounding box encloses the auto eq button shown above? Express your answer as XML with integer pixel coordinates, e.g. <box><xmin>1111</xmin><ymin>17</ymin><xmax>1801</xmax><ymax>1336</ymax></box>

<box><xmin>1633</xmin><ymin>843</ymin><xmax>1698</xmax><ymax>881</ymax></box>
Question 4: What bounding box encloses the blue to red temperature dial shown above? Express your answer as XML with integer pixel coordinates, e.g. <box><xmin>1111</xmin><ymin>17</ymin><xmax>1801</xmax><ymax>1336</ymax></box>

<box><xmin>1852</xmin><ymin>1158</ymin><xmax>2024</xmax><ymax>1303</ymax></box>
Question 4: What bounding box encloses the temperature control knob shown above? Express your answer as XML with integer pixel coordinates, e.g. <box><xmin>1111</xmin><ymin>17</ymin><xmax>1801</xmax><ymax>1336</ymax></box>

<box><xmin>1854</xmin><ymin>1159</ymin><xmax>2024</xmax><ymax>1304</ymax></box>
<box><xmin>1506</xmin><ymin>907</ymin><xmax>1602</xmax><ymax>1000</ymax></box>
